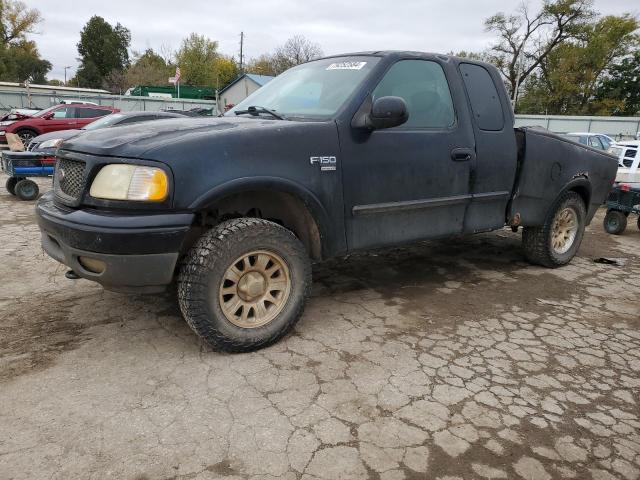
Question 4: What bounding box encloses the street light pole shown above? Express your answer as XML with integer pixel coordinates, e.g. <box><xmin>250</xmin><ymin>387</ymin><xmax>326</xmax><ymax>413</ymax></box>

<box><xmin>64</xmin><ymin>66</ymin><xmax>72</xmax><ymax>86</ymax></box>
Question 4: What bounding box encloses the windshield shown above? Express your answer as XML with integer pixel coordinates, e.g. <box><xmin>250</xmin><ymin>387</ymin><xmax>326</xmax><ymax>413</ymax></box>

<box><xmin>83</xmin><ymin>113</ymin><xmax>125</xmax><ymax>130</ymax></box>
<box><xmin>226</xmin><ymin>56</ymin><xmax>380</xmax><ymax>120</ymax></box>
<box><xmin>34</xmin><ymin>105</ymin><xmax>60</xmax><ymax>117</ymax></box>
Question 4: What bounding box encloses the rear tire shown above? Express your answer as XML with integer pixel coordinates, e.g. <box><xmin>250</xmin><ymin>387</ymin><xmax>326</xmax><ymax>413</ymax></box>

<box><xmin>178</xmin><ymin>218</ymin><xmax>312</xmax><ymax>352</ymax></box>
<box><xmin>522</xmin><ymin>191</ymin><xmax>586</xmax><ymax>267</ymax></box>
<box><xmin>5</xmin><ymin>176</ymin><xmax>19</xmax><ymax>195</ymax></box>
<box><xmin>637</xmin><ymin>215</ymin><xmax>640</xmax><ymax>231</ymax></box>
<box><xmin>14</xmin><ymin>179</ymin><xmax>39</xmax><ymax>201</ymax></box>
<box><xmin>603</xmin><ymin>210</ymin><xmax>627</xmax><ymax>235</ymax></box>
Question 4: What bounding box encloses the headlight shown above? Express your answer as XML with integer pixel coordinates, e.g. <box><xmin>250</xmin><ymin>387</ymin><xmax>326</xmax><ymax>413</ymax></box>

<box><xmin>0</xmin><ymin>130</ymin><xmax>5</xmax><ymax>135</ymax></box>
<box><xmin>39</xmin><ymin>138</ymin><xmax>63</xmax><ymax>149</ymax></box>
<box><xmin>90</xmin><ymin>164</ymin><xmax>168</xmax><ymax>201</ymax></box>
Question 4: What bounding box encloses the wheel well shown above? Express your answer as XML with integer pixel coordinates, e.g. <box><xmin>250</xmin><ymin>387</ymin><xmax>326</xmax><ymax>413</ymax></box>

<box><xmin>569</xmin><ymin>185</ymin><xmax>590</xmax><ymax>208</ymax></box>
<box><xmin>198</xmin><ymin>190</ymin><xmax>323</xmax><ymax>260</ymax></box>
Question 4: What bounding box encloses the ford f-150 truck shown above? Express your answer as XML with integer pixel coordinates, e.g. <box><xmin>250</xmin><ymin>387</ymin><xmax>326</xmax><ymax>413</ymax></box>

<box><xmin>36</xmin><ymin>51</ymin><xmax>617</xmax><ymax>352</ymax></box>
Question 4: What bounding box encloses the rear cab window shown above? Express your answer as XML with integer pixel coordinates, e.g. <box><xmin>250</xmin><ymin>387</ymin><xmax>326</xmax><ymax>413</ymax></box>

<box><xmin>459</xmin><ymin>63</ymin><xmax>504</xmax><ymax>131</ymax></box>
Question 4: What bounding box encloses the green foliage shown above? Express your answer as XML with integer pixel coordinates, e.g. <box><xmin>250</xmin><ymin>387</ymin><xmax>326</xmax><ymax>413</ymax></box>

<box><xmin>485</xmin><ymin>0</ymin><xmax>596</xmax><ymax>99</ymax></box>
<box><xmin>0</xmin><ymin>0</ymin><xmax>41</xmax><ymax>44</ymax></box>
<box><xmin>213</xmin><ymin>55</ymin><xmax>239</xmax><ymax>89</ymax></box>
<box><xmin>175</xmin><ymin>33</ymin><xmax>218</xmax><ymax>86</ymax></box>
<box><xmin>518</xmin><ymin>14</ymin><xmax>639</xmax><ymax>115</ymax></box>
<box><xmin>174</xmin><ymin>33</ymin><xmax>239</xmax><ymax>90</ymax></box>
<box><xmin>0</xmin><ymin>0</ymin><xmax>50</xmax><ymax>83</ymax></box>
<box><xmin>124</xmin><ymin>49</ymin><xmax>174</xmax><ymax>88</ymax></box>
<box><xmin>76</xmin><ymin>15</ymin><xmax>131</xmax><ymax>88</ymax></box>
<box><xmin>595</xmin><ymin>49</ymin><xmax>640</xmax><ymax>115</ymax></box>
<box><xmin>246</xmin><ymin>54</ymin><xmax>278</xmax><ymax>77</ymax></box>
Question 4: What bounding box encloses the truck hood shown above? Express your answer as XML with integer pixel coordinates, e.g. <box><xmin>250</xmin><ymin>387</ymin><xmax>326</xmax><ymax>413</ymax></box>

<box><xmin>60</xmin><ymin>116</ymin><xmax>300</xmax><ymax>159</ymax></box>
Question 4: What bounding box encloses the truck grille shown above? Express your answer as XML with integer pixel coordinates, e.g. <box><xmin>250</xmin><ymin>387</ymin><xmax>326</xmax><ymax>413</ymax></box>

<box><xmin>54</xmin><ymin>157</ymin><xmax>86</xmax><ymax>201</ymax></box>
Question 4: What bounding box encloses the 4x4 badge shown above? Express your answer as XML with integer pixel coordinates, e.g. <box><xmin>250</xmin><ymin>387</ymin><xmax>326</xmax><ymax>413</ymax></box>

<box><xmin>310</xmin><ymin>156</ymin><xmax>336</xmax><ymax>171</ymax></box>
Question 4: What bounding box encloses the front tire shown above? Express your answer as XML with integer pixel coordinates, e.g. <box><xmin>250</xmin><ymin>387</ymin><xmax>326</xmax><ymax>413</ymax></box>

<box><xmin>522</xmin><ymin>191</ymin><xmax>586</xmax><ymax>267</ymax></box>
<box><xmin>178</xmin><ymin>218</ymin><xmax>312</xmax><ymax>352</ymax></box>
<box><xmin>603</xmin><ymin>210</ymin><xmax>627</xmax><ymax>235</ymax></box>
<box><xmin>14</xmin><ymin>179</ymin><xmax>39</xmax><ymax>201</ymax></box>
<box><xmin>15</xmin><ymin>129</ymin><xmax>37</xmax><ymax>147</ymax></box>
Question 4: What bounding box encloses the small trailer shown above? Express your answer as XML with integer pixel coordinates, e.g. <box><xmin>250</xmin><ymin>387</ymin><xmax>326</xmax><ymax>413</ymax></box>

<box><xmin>1</xmin><ymin>151</ymin><xmax>55</xmax><ymax>200</ymax></box>
<box><xmin>603</xmin><ymin>183</ymin><xmax>640</xmax><ymax>234</ymax></box>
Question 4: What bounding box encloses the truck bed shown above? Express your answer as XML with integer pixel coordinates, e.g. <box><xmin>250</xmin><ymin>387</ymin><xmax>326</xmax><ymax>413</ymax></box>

<box><xmin>509</xmin><ymin>127</ymin><xmax>618</xmax><ymax>226</ymax></box>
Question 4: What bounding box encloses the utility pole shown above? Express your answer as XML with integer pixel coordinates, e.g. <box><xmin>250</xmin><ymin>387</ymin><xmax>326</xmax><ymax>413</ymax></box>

<box><xmin>239</xmin><ymin>31</ymin><xmax>244</xmax><ymax>74</ymax></box>
<box><xmin>64</xmin><ymin>66</ymin><xmax>72</xmax><ymax>86</ymax></box>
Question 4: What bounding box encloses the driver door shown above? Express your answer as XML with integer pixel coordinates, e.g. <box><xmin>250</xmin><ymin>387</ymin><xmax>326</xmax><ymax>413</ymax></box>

<box><xmin>42</xmin><ymin>106</ymin><xmax>77</xmax><ymax>133</ymax></box>
<box><xmin>340</xmin><ymin>59</ymin><xmax>476</xmax><ymax>250</ymax></box>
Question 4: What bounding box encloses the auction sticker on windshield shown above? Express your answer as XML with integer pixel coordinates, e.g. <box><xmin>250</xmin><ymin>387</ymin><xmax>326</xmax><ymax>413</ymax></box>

<box><xmin>326</xmin><ymin>61</ymin><xmax>367</xmax><ymax>70</ymax></box>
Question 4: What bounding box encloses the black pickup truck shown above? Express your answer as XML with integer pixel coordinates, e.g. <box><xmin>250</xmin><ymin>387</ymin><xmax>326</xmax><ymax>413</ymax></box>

<box><xmin>36</xmin><ymin>51</ymin><xmax>617</xmax><ymax>352</ymax></box>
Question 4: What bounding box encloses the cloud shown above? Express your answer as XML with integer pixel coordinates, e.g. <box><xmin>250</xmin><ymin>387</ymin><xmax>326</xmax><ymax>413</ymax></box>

<box><xmin>27</xmin><ymin>0</ymin><xmax>639</xmax><ymax>80</ymax></box>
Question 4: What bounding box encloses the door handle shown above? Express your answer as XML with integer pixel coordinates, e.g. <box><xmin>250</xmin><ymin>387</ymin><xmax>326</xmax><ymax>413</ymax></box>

<box><xmin>451</xmin><ymin>148</ymin><xmax>475</xmax><ymax>162</ymax></box>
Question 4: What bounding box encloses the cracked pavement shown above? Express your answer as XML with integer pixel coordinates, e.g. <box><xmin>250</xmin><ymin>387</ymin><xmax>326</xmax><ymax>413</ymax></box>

<box><xmin>0</xmin><ymin>174</ymin><xmax>639</xmax><ymax>480</ymax></box>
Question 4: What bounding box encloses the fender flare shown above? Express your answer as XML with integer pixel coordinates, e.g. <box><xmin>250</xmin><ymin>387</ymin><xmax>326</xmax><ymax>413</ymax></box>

<box><xmin>557</xmin><ymin>176</ymin><xmax>592</xmax><ymax>208</ymax></box>
<box><xmin>544</xmin><ymin>176</ymin><xmax>593</xmax><ymax>222</ymax></box>
<box><xmin>189</xmin><ymin>175</ymin><xmax>333</xmax><ymax>250</ymax></box>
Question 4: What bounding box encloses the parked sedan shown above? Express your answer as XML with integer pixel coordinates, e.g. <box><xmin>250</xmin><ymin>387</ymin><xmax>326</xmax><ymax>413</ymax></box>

<box><xmin>0</xmin><ymin>103</ymin><xmax>119</xmax><ymax>146</ymax></box>
<box><xmin>563</xmin><ymin>132</ymin><xmax>615</xmax><ymax>150</ymax></box>
<box><xmin>28</xmin><ymin>111</ymin><xmax>186</xmax><ymax>154</ymax></box>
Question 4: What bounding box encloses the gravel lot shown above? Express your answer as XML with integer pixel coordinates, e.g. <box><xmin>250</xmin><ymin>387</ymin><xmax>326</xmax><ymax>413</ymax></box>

<box><xmin>1</xmin><ymin>174</ymin><xmax>639</xmax><ymax>480</ymax></box>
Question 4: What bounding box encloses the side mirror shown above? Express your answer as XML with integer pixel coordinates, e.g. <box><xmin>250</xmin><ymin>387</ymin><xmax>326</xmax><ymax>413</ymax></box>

<box><xmin>352</xmin><ymin>96</ymin><xmax>408</xmax><ymax>130</ymax></box>
<box><xmin>43</xmin><ymin>112</ymin><xmax>54</xmax><ymax>120</ymax></box>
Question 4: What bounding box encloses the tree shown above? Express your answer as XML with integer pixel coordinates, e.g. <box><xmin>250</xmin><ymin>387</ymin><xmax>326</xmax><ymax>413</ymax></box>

<box><xmin>518</xmin><ymin>14</ymin><xmax>639</xmax><ymax>115</ymax></box>
<box><xmin>124</xmin><ymin>48</ymin><xmax>174</xmax><ymax>87</ymax></box>
<box><xmin>213</xmin><ymin>55</ymin><xmax>239</xmax><ymax>89</ymax></box>
<box><xmin>0</xmin><ymin>1</ymin><xmax>50</xmax><ymax>83</ymax></box>
<box><xmin>76</xmin><ymin>16</ymin><xmax>130</xmax><ymax>88</ymax></box>
<box><xmin>9</xmin><ymin>39</ymin><xmax>50</xmax><ymax>82</ymax></box>
<box><xmin>246</xmin><ymin>54</ymin><xmax>278</xmax><ymax>76</ymax></box>
<box><xmin>175</xmin><ymin>33</ymin><xmax>218</xmax><ymax>85</ymax></box>
<box><xmin>246</xmin><ymin>35</ymin><xmax>323</xmax><ymax>77</ymax></box>
<box><xmin>271</xmin><ymin>35</ymin><xmax>322</xmax><ymax>74</ymax></box>
<box><xmin>485</xmin><ymin>0</ymin><xmax>595</xmax><ymax>100</ymax></box>
<box><xmin>0</xmin><ymin>0</ymin><xmax>41</xmax><ymax>44</ymax></box>
<box><xmin>595</xmin><ymin>47</ymin><xmax>640</xmax><ymax>116</ymax></box>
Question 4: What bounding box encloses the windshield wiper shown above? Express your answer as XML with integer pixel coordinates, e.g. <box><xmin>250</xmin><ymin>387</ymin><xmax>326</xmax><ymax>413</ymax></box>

<box><xmin>234</xmin><ymin>105</ymin><xmax>287</xmax><ymax>120</ymax></box>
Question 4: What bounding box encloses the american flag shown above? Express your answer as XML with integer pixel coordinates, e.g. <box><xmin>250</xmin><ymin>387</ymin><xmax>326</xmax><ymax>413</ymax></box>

<box><xmin>175</xmin><ymin>67</ymin><xmax>181</xmax><ymax>83</ymax></box>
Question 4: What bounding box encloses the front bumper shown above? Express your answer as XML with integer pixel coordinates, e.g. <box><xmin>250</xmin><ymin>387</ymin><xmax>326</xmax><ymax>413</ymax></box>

<box><xmin>36</xmin><ymin>191</ymin><xmax>195</xmax><ymax>292</ymax></box>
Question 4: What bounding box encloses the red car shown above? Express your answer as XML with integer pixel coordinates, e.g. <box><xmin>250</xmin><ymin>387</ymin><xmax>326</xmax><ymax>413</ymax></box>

<box><xmin>0</xmin><ymin>103</ymin><xmax>119</xmax><ymax>146</ymax></box>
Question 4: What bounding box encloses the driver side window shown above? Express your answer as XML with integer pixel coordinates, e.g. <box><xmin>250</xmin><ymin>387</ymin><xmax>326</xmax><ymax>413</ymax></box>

<box><xmin>372</xmin><ymin>60</ymin><xmax>455</xmax><ymax>129</ymax></box>
<box><xmin>52</xmin><ymin>107</ymin><xmax>75</xmax><ymax>119</ymax></box>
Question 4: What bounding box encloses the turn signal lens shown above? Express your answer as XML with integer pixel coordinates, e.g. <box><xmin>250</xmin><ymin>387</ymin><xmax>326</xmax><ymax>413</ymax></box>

<box><xmin>128</xmin><ymin>167</ymin><xmax>169</xmax><ymax>201</ymax></box>
<box><xmin>90</xmin><ymin>164</ymin><xmax>169</xmax><ymax>202</ymax></box>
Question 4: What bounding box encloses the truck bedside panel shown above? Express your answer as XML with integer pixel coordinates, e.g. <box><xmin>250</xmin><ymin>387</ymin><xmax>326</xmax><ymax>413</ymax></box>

<box><xmin>509</xmin><ymin>127</ymin><xmax>618</xmax><ymax>227</ymax></box>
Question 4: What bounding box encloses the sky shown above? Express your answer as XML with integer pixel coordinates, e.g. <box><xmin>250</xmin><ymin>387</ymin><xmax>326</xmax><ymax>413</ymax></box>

<box><xmin>27</xmin><ymin>0</ymin><xmax>638</xmax><ymax>81</ymax></box>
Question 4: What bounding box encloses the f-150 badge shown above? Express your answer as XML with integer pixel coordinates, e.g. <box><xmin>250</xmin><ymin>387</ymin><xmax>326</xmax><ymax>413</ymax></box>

<box><xmin>310</xmin><ymin>156</ymin><xmax>336</xmax><ymax>171</ymax></box>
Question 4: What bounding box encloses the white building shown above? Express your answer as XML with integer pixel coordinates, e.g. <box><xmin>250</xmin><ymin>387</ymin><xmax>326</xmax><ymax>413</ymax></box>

<box><xmin>218</xmin><ymin>74</ymin><xmax>274</xmax><ymax>109</ymax></box>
